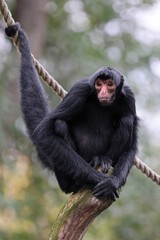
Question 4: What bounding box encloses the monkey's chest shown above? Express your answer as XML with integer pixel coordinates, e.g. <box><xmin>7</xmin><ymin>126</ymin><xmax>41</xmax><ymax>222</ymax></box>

<box><xmin>70</xmin><ymin>122</ymin><xmax>113</xmax><ymax>159</ymax></box>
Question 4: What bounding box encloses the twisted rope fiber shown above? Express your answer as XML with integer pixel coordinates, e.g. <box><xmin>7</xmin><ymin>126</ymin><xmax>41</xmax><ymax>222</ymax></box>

<box><xmin>0</xmin><ymin>0</ymin><xmax>160</xmax><ymax>186</ymax></box>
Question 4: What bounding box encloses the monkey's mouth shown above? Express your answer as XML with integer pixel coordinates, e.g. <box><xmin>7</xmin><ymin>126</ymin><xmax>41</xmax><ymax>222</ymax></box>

<box><xmin>99</xmin><ymin>97</ymin><xmax>111</xmax><ymax>105</ymax></box>
<box><xmin>99</xmin><ymin>97</ymin><xmax>110</xmax><ymax>102</ymax></box>
<box><xmin>99</xmin><ymin>96</ymin><xmax>115</xmax><ymax>105</ymax></box>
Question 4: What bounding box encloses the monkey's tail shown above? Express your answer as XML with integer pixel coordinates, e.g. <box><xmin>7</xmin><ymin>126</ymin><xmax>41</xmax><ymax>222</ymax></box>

<box><xmin>6</xmin><ymin>23</ymin><xmax>50</xmax><ymax>137</ymax></box>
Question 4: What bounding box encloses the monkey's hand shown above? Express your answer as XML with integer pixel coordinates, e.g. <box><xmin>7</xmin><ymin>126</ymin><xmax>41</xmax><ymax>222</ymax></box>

<box><xmin>89</xmin><ymin>156</ymin><xmax>112</xmax><ymax>174</ymax></box>
<box><xmin>5</xmin><ymin>22</ymin><xmax>20</xmax><ymax>38</ymax></box>
<box><xmin>93</xmin><ymin>175</ymin><xmax>119</xmax><ymax>201</ymax></box>
<box><xmin>100</xmin><ymin>156</ymin><xmax>112</xmax><ymax>174</ymax></box>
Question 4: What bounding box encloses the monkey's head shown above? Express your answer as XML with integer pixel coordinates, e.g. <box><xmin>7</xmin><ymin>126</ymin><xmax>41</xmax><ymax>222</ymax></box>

<box><xmin>89</xmin><ymin>67</ymin><xmax>124</xmax><ymax>106</ymax></box>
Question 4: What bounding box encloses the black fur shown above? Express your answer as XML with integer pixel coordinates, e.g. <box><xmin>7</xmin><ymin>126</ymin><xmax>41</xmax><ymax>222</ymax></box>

<box><xmin>6</xmin><ymin>23</ymin><xmax>139</xmax><ymax>201</ymax></box>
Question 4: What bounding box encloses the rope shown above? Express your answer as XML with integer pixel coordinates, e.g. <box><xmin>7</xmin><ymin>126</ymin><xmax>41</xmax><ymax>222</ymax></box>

<box><xmin>0</xmin><ymin>0</ymin><xmax>160</xmax><ymax>186</ymax></box>
<box><xmin>134</xmin><ymin>157</ymin><xmax>160</xmax><ymax>185</ymax></box>
<box><xmin>0</xmin><ymin>0</ymin><xmax>67</xmax><ymax>99</ymax></box>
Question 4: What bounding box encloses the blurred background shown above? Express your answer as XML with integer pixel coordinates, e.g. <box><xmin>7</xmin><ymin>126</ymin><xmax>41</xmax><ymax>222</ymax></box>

<box><xmin>0</xmin><ymin>0</ymin><xmax>160</xmax><ymax>239</ymax></box>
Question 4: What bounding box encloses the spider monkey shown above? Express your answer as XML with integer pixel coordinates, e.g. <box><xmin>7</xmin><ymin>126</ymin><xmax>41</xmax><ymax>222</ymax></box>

<box><xmin>5</xmin><ymin>23</ymin><xmax>138</xmax><ymax>201</ymax></box>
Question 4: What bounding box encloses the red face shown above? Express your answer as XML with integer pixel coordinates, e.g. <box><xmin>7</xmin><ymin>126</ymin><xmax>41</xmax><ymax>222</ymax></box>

<box><xmin>95</xmin><ymin>78</ymin><xmax>116</xmax><ymax>105</ymax></box>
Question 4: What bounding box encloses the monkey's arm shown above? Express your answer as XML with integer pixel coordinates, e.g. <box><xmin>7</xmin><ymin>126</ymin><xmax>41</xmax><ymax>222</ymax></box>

<box><xmin>5</xmin><ymin>23</ymin><xmax>50</xmax><ymax>137</ymax></box>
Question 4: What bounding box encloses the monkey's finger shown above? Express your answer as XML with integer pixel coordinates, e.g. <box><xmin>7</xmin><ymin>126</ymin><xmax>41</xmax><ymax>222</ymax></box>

<box><xmin>93</xmin><ymin>183</ymin><xmax>105</xmax><ymax>194</ymax></box>
<box><xmin>93</xmin><ymin>184</ymin><xmax>111</xmax><ymax>196</ymax></box>
<box><xmin>101</xmin><ymin>161</ymin><xmax>105</xmax><ymax>173</ymax></box>
<box><xmin>93</xmin><ymin>179</ymin><xmax>110</xmax><ymax>193</ymax></box>
<box><xmin>101</xmin><ymin>161</ymin><xmax>107</xmax><ymax>173</ymax></box>
<box><xmin>103</xmin><ymin>162</ymin><xmax>110</xmax><ymax>174</ymax></box>
<box><xmin>114</xmin><ymin>190</ymin><xmax>119</xmax><ymax>198</ymax></box>
<box><xmin>93</xmin><ymin>190</ymin><xmax>116</xmax><ymax>201</ymax></box>
<box><xmin>93</xmin><ymin>189</ymin><xmax>106</xmax><ymax>199</ymax></box>
<box><xmin>108</xmin><ymin>193</ymin><xmax>116</xmax><ymax>201</ymax></box>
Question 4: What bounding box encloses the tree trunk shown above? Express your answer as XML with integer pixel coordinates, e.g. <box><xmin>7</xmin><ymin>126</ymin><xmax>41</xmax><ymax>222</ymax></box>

<box><xmin>15</xmin><ymin>0</ymin><xmax>48</xmax><ymax>58</ymax></box>
<box><xmin>7</xmin><ymin>0</ymin><xmax>48</xmax><ymax>117</ymax></box>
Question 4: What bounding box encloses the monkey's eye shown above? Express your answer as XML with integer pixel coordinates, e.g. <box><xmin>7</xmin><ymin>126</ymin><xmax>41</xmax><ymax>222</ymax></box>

<box><xmin>108</xmin><ymin>82</ymin><xmax>113</xmax><ymax>87</ymax></box>
<box><xmin>96</xmin><ymin>82</ymin><xmax>102</xmax><ymax>87</ymax></box>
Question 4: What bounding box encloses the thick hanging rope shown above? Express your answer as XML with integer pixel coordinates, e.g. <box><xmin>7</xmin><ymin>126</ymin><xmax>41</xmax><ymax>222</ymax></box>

<box><xmin>0</xmin><ymin>0</ymin><xmax>160</xmax><ymax>186</ymax></box>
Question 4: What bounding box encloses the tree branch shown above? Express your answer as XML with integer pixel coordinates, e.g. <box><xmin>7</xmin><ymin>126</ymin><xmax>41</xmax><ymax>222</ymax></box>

<box><xmin>49</xmin><ymin>169</ymin><xmax>116</xmax><ymax>240</ymax></box>
<box><xmin>49</xmin><ymin>188</ymin><xmax>113</xmax><ymax>240</ymax></box>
